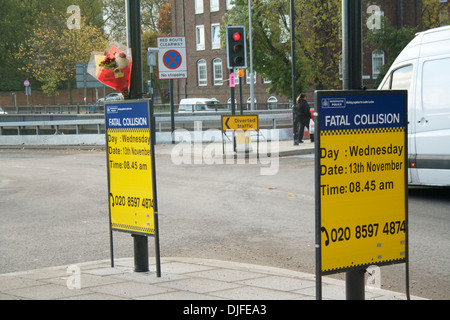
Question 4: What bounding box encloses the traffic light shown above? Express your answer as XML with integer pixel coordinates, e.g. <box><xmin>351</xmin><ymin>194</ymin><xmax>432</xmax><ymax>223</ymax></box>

<box><xmin>226</xmin><ymin>26</ymin><xmax>247</xmax><ymax>69</ymax></box>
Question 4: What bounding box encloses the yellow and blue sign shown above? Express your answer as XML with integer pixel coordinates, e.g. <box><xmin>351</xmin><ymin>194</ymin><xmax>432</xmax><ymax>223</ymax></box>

<box><xmin>106</xmin><ymin>100</ymin><xmax>156</xmax><ymax>236</ymax></box>
<box><xmin>315</xmin><ymin>90</ymin><xmax>408</xmax><ymax>275</ymax></box>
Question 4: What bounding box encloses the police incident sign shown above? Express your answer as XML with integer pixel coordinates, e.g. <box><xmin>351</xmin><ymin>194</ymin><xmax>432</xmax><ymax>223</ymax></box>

<box><xmin>105</xmin><ymin>100</ymin><xmax>156</xmax><ymax>236</ymax></box>
<box><xmin>315</xmin><ymin>90</ymin><xmax>408</xmax><ymax>275</ymax></box>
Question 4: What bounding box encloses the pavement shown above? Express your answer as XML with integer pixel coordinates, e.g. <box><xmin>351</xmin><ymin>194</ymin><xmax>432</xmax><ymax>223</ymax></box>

<box><xmin>0</xmin><ymin>257</ymin><xmax>425</xmax><ymax>300</ymax></box>
<box><xmin>0</xmin><ymin>136</ymin><xmax>316</xmax><ymax>158</ymax></box>
<box><xmin>0</xmin><ymin>139</ymin><xmax>427</xmax><ymax>300</ymax></box>
<box><xmin>154</xmin><ymin>137</ymin><xmax>316</xmax><ymax>158</ymax></box>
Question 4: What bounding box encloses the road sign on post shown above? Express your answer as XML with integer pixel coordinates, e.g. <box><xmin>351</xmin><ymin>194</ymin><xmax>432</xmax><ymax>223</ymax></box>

<box><xmin>157</xmin><ymin>37</ymin><xmax>187</xmax><ymax>80</ymax></box>
<box><xmin>314</xmin><ymin>90</ymin><xmax>409</xmax><ymax>300</ymax></box>
<box><xmin>105</xmin><ymin>100</ymin><xmax>161</xmax><ymax>277</ymax></box>
<box><xmin>226</xmin><ymin>26</ymin><xmax>247</xmax><ymax>69</ymax></box>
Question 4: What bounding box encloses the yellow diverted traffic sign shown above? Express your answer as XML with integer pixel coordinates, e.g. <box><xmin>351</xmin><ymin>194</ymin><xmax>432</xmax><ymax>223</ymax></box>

<box><xmin>222</xmin><ymin>115</ymin><xmax>259</xmax><ymax>132</ymax></box>
<box><xmin>315</xmin><ymin>91</ymin><xmax>408</xmax><ymax>275</ymax></box>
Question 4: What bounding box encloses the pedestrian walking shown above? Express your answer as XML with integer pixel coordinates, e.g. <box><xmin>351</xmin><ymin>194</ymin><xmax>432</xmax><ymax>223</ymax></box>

<box><xmin>294</xmin><ymin>93</ymin><xmax>312</xmax><ymax>145</ymax></box>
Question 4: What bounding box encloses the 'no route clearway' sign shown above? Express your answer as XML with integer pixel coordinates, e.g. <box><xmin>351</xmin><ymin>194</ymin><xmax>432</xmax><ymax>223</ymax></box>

<box><xmin>157</xmin><ymin>37</ymin><xmax>187</xmax><ymax>80</ymax></box>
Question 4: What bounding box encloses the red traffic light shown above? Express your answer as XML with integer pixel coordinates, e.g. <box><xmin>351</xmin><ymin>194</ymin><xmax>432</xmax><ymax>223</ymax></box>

<box><xmin>233</xmin><ymin>32</ymin><xmax>242</xmax><ymax>41</ymax></box>
<box><xmin>227</xmin><ymin>26</ymin><xmax>247</xmax><ymax>68</ymax></box>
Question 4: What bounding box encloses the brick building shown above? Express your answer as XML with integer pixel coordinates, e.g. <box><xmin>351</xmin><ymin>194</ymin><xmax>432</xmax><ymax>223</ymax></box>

<box><xmin>169</xmin><ymin>1</ymin><xmax>445</xmax><ymax>106</ymax></box>
<box><xmin>170</xmin><ymin>0</ymin><xmax>284</xmax><ymax>109</ymax></box>
<box><xmin>361</xmin><ymin>0</ymin><xmax>423</xmax><ymax>88</ymax></box>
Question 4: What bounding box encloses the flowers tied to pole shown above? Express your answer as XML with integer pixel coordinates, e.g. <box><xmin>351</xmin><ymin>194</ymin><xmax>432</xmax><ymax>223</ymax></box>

<box><xmin>88</xmin><ymin>44</ymin><xmax>132</xmax><ymax>97</ymax></box>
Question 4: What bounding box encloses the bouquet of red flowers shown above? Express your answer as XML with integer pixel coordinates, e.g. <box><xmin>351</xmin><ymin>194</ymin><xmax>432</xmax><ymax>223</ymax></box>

<box><xmin>88</xmin><ymin>44</ymin><xmax>132</xmax><ymax>97</ymax></box>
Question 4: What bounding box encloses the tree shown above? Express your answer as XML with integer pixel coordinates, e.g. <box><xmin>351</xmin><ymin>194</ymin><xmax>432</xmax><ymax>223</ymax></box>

<box><xmin>103</xmin><ymin>0</ymin><xmax>169</xmax><ymax>43</ymax></box>
<box><xmin>422</xmin><ymin>0</ymin><xmax>449</xmax><ymax>29</ymax></box>
<box><xmin>1</xmin><ymin>0</ymin><xmax>104</xmax><ymax>92</ymax></box>
<box><xmin>158</xmin><ymin>2</ymin><xmax>172</xmax><ymax>35</ymax></box>
<box><xmin>0</xmin><ymin>0</ymin><xmax>28</xmax><ymax>91</ymax></box>
<box><xmin>16</xmin><ymin>9</ymin><xmax>107</xmax><ymax>100</ymax></box>
<box><xmin>365</xmin><ymin>16</ymin><xmax>416</xmax><ymax>87</ymax></box>
<box><xmin>223</xmin><ymin>0</ymin><xmax>341</xmax><ymax>98</ymax></box>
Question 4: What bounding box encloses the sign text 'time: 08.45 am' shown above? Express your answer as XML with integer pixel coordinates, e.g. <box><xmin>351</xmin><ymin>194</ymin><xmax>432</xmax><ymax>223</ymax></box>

<box><xmin>105</xmin><ymin>100</ymin><xmax>156</xmax><ymax>236</ymax></box>
<box><xmin>315</xmin><ymin>90</ymin><xmax>408</xmax><ymax>275</ymax></box>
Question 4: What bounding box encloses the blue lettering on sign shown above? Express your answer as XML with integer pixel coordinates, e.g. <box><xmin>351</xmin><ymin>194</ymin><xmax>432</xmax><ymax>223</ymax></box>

<box><xmin>106</xmin><ymin>102</ymin><xmax>150</xmax><ymax>130</ymax></box>
<box><xmin>319</xmin><ymin>93</ymin><xmax>406</xmax><ymax>131</ymax></box>
<box><xmin>322</xmin><ymin>98</ymin><xmax>346</xmax><ymax>109</ymax></box>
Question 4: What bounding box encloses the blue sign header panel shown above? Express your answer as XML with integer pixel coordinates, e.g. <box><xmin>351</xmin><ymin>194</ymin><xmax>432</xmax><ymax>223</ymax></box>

<box><xmin>106</xmin><ymin>100</ymin><xmax>150</xmax><ymax>130</ymax></box>
<box><xmin>319</xmin><ymin>92</ymin><xmax>407</xmax><ymax>132</ymax></box>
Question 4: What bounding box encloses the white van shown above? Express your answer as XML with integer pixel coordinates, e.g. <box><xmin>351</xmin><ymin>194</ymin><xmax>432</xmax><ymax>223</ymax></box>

<box><xmin>178</xmin><ymin>98</ymin><xmax>228</xmax><ymax>113</ymax></box>
<box><xmin>378</xmin><ymin>26</ymin><xmax>450</xmax><ymax>186</ymax></box>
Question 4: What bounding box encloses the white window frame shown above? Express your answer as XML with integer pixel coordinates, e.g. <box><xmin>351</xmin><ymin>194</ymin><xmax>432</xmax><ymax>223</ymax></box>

<box><xmin>210</xmin><ymin>0</ymin><xmax>219</xmax><ymax>12</ymax></box>
<box><xmin>246</xmin><ymin>72</ymin><xmax>257</xmax><ymax>84</ymax></box>
<box><xmin>195</xmin><ymin>0</ymin><xmax>204</xmax><ymax>14</ymax></box>
<box><xmin>211</xmin><ymin>23</ymin><xmax>221</xmax><ymax>49</ymax></box>
<box><xmin>198</xmin><ymin>59</ymin><xmax>207</xmax><ymax>86</ymax></box>
<box><xmin>267</xmin><ymin>96</ymin><xmax>278</xmax><ymax>110</ymax></box>
<box><xmin>213</xmin><ymin>58</ymin><xmax>223</xmax><ymax>86</ymax></box>
<box><xmin>246</xmin><ymin>97</ymin><xmax>257</xmax><ymax>110</ymax></box>
<box><xmin>372</xmin><ymin>50</ymin><xmax>385</xmax><ymax>79</ymax></box>
<box><xmin>196</xmin><ymin>25</ymin><xmax>205</xmax><ymax>51</ymax></box>
<box><xmin>226</xmin><ymin>0</ymin><xmax>235</xmax><ymax>10</ymax></box>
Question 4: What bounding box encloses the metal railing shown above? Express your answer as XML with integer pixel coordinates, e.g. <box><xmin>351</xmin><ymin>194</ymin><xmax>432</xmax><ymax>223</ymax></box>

<box><xmin>0</xmin><ymin>109</ymin><xmax>294</xmax><ymax>137</ymax></box>
<box><xmin>0</xmin><ymin>102</ymin><xmax>294</xmax><ymax>115</ymax></box>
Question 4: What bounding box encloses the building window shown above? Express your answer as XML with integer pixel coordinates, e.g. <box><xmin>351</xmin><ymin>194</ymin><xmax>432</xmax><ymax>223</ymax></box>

<box><xmin>210</xmin><ymin>0</ymin><xmax>219</xmax><ymax>12</ymax></box>
<box><xmin>211</xmin><ymin>24</ymin><xmax>221</xmax><ymax>49</ymax></box>
<box><xmin>226</xmin><ymin>0</ymin><xmax>235</xmax><ymax>10</ymax></box>
<box><xmin>440</xmin><ymin>9</ymin><xmax>449</xmax><ymax>26</ymax></box>
<box><xmin>267</xmin><ymin>96</ymin><xmax>278</xmax><ymax>110</ymax></box>
<box><xmin>196</xmin><ymin>25</ymin><xmax>205</xmax><ymax>51</ymax></box>
<box><xmin>246</xmin><ymin>72</ymin><xmax>257</xmax><ymax>84</ymax></box>
<box><xmin>246</xmin><ymin>97</ymin><xmax>257</xmax><ymax>109</ymax></box>
<box><xmin>198</xmin><ymin>59</ymin><xmax>207</xmax><ymax>86</ymax></box>
<box><xmin>372</xmin><ymin>50</ymin><xmax>385</xmax><ymax>79</ymax></box>
<box><xmin>195</xmin><ymin>0</ymin><xmax>203</xmax><ymax>14</ymax></box>
<box><xmin>213</xmin><ymin>58</ymin><xmax>223</xmax><ymax>86</ymax></box>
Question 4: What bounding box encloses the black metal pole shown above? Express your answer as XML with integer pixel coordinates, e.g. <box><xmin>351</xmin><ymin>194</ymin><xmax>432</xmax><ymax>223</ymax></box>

<box><xmin>342</xmin><ymin>0</ymin><xmax>363</xmax><ymax>91</ymax></box>
<box><xmin>170</xmin><ymin>79</ymin><xmax>175</xmax><ymax>144</ymax></box>
<box><xmin>230</xmin><ymin>78</ymin><xmax>236</xmax><ymax>152</ymax></box>
<box><xmin>239</xmin><ymin>80</ymin><xmax>243</xmax><ymax>115</ymax></box>
<box><xmin>127</xmin><ymin>0</ymin><xmax>144</xmax><ymax>100</ymax></box>
<box><xmin>342</xmin><ymin>0</ymin><xmax>364</xmax><ymax>300</ymax></box>
<box><xmin>126</xmin><ymin>0</ymin><xmax>149</xmax><ymax>273</ymax></box>
<box><xmin>231</xmin><ymin>86</ymin><xmax>236</xmax><ymax>115</ymax></box>
<box><xmin>132</xmin><ymin>234</ymin><xmax>149</xmax><ymax>272</ymax></box>
<box><xmin>291</xmin><ymin>0</ymin><xmax>297</xmax><ymax>144</ymax></box>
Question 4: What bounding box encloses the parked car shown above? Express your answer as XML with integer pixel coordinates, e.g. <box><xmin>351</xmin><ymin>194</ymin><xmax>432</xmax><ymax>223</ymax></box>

<box><xmin>178</xmin><ymin>98</ymin><xmax>228</xmax><ymax>112</ymax></box>
<box><xmin>97</xmin><ymin>93</ymin><xmax>124</xmax><ymax>104</ymax></box>
<box><xmin>0</xmin><ymin>107</ymin><xmax>7</xmax><ymax>114</ymax></box>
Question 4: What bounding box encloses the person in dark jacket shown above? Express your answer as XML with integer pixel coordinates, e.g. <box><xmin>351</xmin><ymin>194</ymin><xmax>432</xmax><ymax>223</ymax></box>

<box><xmin>294</xmin><ymin>93</ymin><xmax>312</xmax><ymax>145</ymax></box>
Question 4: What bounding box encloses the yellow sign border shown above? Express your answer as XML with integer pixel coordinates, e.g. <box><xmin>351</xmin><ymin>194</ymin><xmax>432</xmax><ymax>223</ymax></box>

<box><xmin>315</xmin><ymin>91</ymin><xmax>408</xmax><ymax>275</ymax></box>
<box><xmin>105</xmin><ymin>101</ymin><xmax>157</xmax><ymax>237</ymax></box>
<box><xmin>221</xmin><ymin>115</ymin><xmax>259</xmax><ymax>132</ymax></box>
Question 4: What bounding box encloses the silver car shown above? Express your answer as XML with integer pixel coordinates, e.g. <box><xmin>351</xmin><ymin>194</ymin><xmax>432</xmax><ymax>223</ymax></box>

<box><xmin>97</xmin><ymin>93</ymin><xmax>124</xmax><ymax>104</ymax></box>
